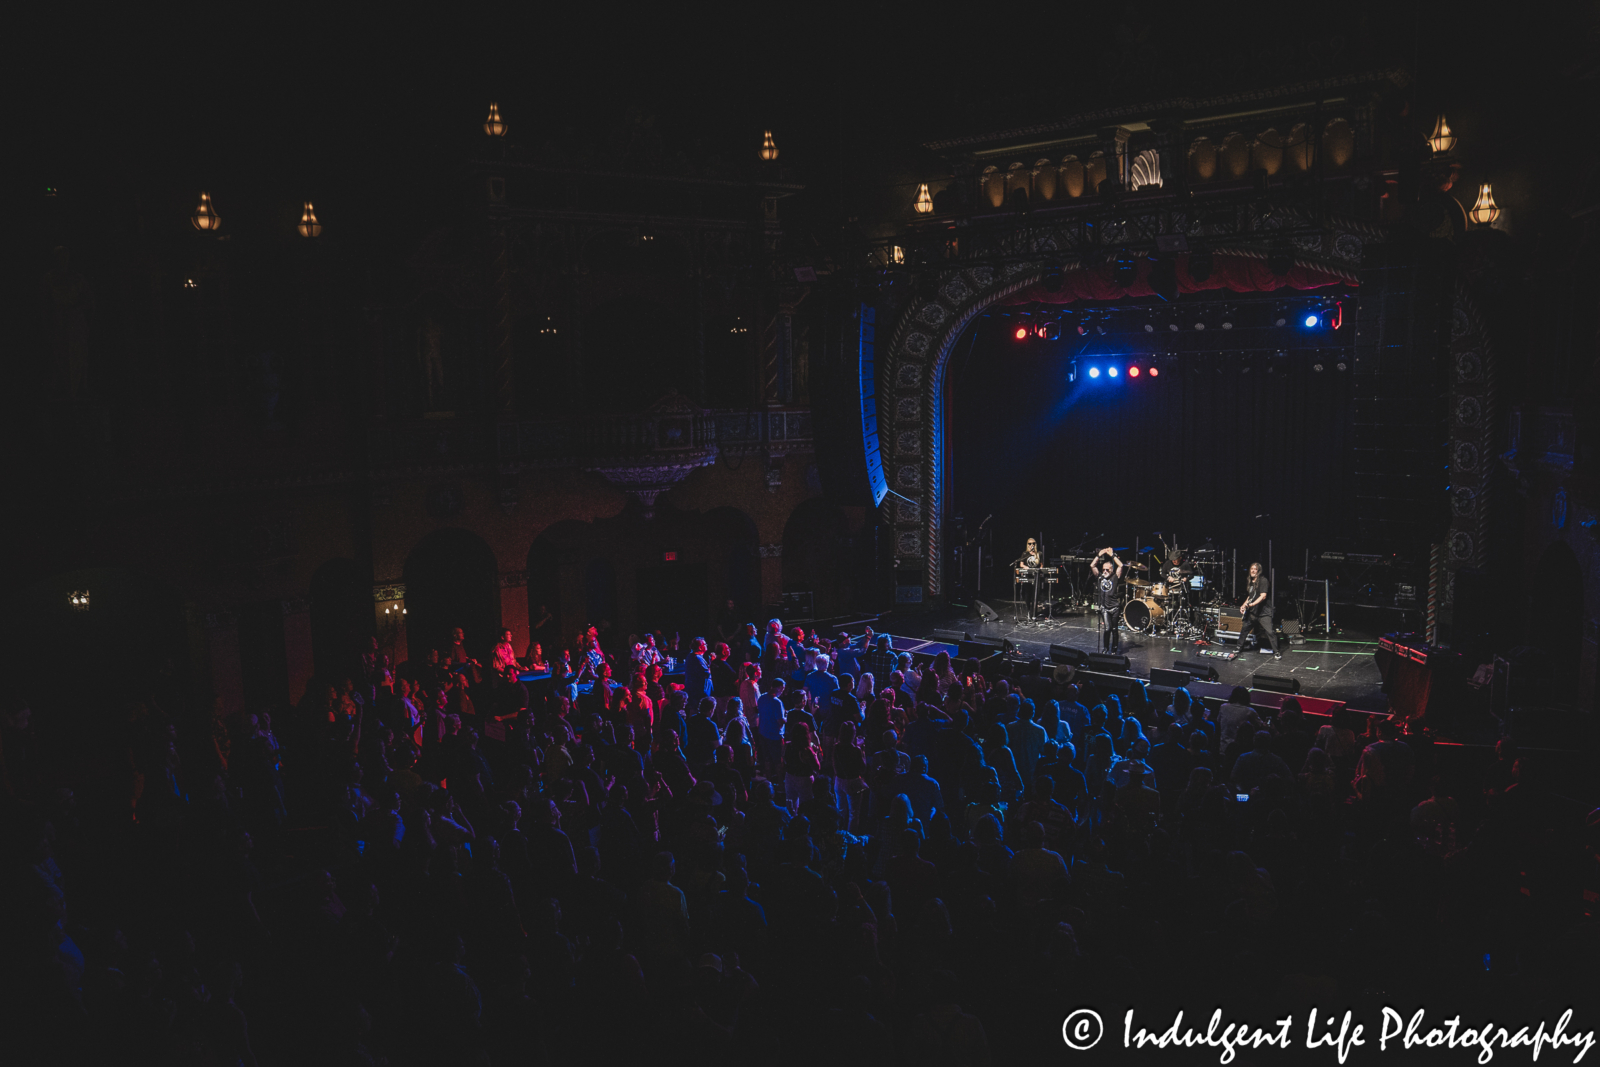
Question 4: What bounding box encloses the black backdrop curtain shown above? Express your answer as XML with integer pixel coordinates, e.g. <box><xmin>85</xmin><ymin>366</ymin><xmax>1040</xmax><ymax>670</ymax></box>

<box><xmin>948</xmin><ymin>320</ymin><xmax>1354</xmax><ymax>604</ymax></box>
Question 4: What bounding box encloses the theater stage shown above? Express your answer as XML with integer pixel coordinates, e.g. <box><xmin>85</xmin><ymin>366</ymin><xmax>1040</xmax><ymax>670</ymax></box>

<box><xmin>881</xmin><ymin>606</ymin><xmax>1391</xmax><ymax>714</ymax></box>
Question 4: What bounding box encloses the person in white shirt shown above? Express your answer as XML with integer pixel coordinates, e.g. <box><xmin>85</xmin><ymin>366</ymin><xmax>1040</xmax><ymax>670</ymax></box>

<box><xmin>633</xmin><ymin>634</ymin><xmax>663</xmax><ymax>671</ymax></box>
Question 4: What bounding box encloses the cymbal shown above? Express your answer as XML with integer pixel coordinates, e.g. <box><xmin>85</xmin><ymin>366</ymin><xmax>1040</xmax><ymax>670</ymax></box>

<box><xmin>1127</xmin><ymin>579</ymin><xmax>1153</xmax><ymax>588</ymax></box>
<box><xmin>1127</xmin><ymin>562</ymin><xmax>1149</xmax><ymax>571</ymax></box>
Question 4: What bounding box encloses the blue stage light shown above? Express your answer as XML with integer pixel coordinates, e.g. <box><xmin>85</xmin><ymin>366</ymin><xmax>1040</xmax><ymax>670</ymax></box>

<box><xmin>1303</xmin><ymin>313</ymin><xmax>1318</xmax><ymax>327</ymax></box>
<box><xmin>1088</xmin><ymin>366</ymin><xmax>1100</xmax><ymax>379</ymax></box>
<box><xmin>1108</xmin><ymin>366</ymin><xmax>1119</xmax><ymax>378</ymax></box>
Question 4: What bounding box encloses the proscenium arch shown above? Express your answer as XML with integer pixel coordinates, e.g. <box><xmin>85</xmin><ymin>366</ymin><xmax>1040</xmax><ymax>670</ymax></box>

<box><xmin>878</xmin><ymin>241</ymin><xmax>1375</xmax><ymax>604</ymax></box>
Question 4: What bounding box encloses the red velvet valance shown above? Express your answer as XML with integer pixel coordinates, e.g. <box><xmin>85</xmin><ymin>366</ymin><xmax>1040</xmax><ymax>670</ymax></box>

<box><xmin>999</xmin><ymin>252</ymin><xmax>1353</xmax><ymax>306</ymax></box>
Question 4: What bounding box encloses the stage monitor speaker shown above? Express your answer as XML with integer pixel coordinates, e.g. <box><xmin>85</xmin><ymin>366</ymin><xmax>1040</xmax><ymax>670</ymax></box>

<box><xmin>958</xmin><ymin>637</ymin><xmax>1004</xmax><ymax>660</ymax></box>
<box><xmin>1073</xmin><ymin>669</ymin><xmax>1137</xmax><ymax>697</ymax></box>
<box><xmin>974</xmin><ymin>600</ymin><xmax>1000</xmax><ymax>622</ymax></box>
<box><xmin>1171</xmin><ymin>659</ymin><xmax>1220</xmax><ymax>682</ymax></box>
<box><xmin>1087</xmin><ymin>653</ymin><xmax>1130</xmax><ymax>673</ymax></box>
<box><xmin>1049</xmin><ymin>644</ymin><xmax>1089</xmax><ymax>667</ymax></box>
<box><xmin>1150</xmin><ymin>667</ymin><xmax>1192</xmax><ymax>688</ymax></box>
<box><xmin>1252</xmin><ymin>672</ymin><xmax>1301</xmax><ymax>694</ymax></box>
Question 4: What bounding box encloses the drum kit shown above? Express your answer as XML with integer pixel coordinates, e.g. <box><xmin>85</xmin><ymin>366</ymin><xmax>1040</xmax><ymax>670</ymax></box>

<box><xmin>1089</xmin><ymin>539</ymin><xmax>1231</xmax><ymax>640</ymax></box>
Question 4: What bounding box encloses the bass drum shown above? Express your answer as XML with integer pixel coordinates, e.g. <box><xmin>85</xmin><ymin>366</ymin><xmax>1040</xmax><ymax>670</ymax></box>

<box><xmin>1123</xmin><ymin>597</ymin><xmax>1166</xmax><ymax>632</ymax></box>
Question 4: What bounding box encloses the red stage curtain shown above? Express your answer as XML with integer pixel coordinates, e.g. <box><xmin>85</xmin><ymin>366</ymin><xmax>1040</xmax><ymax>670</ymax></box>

<box><xmin>999</xmin><ymin>252</ymin><xmax>1352</xmax><ymax>306</ymax></box>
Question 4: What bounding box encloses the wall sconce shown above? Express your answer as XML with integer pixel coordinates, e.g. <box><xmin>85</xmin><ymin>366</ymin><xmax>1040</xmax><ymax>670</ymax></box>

<box><xmin>191</xmin><ymin>191</ymin><xmax>222</xmax><ymax>232</ymax></box>
<box><xmin>890</xmin><ymin>246</ymin><xmax>905</xmax><ymax>264</ymax></box>
<box><xmin>69</xmin><ymin>590</ymin><xmax>90</xmax><ymax>611</ymax></box>
<box><xmin>759</xmin><ymin>130</ymin><xmax>779</xmax><ymax>161</ymax></box>
<box><xmin>1428</xmin><ymin>114</ymin><xmax>1456</xmax><ymax>155</ymax></box>
<box><xmin>298</xmin><ymin>201</ymin><xmax>322</xmax><ymax>238</ymax></box>
<box><xmin>1469</xmin><ymin>183</ymin><xmax>1500</xmax><ymax>225</ymax></box>
<box><xmin>914</xmin><ymin>183</ymin><xmax>934</xmax><ymax>214</ymax></box>
<box><xmin>483</xmin><ymin>102</ymin><xmax>507</xmax><ymax>137</ymax></box>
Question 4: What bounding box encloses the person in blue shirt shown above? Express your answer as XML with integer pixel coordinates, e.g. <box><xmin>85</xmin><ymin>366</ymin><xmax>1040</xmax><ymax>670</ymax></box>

<box><xmin>755</xmin><ymin>678</ymin><xmax>788</xmax><ymax>777</ymax></box>
<box><xmin>684</xmin><ymin>637</ymin><xmax>713</xmax><ymax>701</ymax></box>
<box><xmin>902</xmin><ymin>754</ymin><xmax>943</xmax><ymax>824</ymax></box>
<box><xmin>804</xmin><ymin>654</ymin><xmax>839</xmax><ymax>705</ymax></box>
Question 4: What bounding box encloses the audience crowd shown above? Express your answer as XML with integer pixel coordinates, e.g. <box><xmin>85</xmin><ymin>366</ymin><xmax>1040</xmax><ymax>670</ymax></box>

<box><xmin>2</xmin><ymin>612</ymin><xmax>1597</xmax><ymax>1064</ymax></box>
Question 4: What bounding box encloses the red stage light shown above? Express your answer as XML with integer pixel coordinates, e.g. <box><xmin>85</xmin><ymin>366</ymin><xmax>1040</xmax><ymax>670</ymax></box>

<box><xmin>1128</xmin><ymin>366</ymin><xmax>1141</xmax><ymax>377</ymax></box>
<box><xmin>1149</xmin><ymin>366</ymin><xmax>1160</xmax><ymax>377</ymax></box>
<box><xmin>1014</xmin><ymin>327</ymin><xmax>1028</xmax><ymax>340</ymax></box>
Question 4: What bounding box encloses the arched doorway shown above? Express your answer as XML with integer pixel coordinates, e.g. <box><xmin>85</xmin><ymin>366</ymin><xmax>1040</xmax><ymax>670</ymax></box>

<box><xmin>310</xmin><ymin>558</ymin><xmax>371</xmax><ymax>685</ymax></box>
<box><xmin>1531</xmin><ymin>540</ymin><xmax>1582</xmax><ymax>694</ymax></box>
<box><xmin>783</xmin><ymin>498</ymin><xmax>852</xmax><ymax>619</ymax></box>
<box><xmin>527</xmin><ymin>520</ymin><xmax>590</xmax><ymax>655</ymax></box>
<box><xmin>584</xmin><ymin>558</ymin><xmax>619</xmax><ymax>633</ymax></box>
<box><xmin>404</xmin><ymin>529</ymin><xmax>499</xmax><ymax>663</ymax></box>
<box><xmin>703</xmin><ymin>506</ymin><xmax>761</xmax><ymax>622</ymax></box>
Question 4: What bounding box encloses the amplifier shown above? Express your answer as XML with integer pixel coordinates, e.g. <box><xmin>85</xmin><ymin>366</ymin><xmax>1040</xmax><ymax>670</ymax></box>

<box><xmin>1252</xmin><ymin>672</ymin><xmax>1300</xmax><ymax>694</ymax></box>
<box><xmin>1216</xmin><ymin>615</ymin><xmax>1243</xmax><ymax>637</ymax></box>
<box><xmin>1049</xmin><ymin>643</ymin><xmax>1089</xmax><ymax>667</ymax></box>
<box><xmin>1169</xmin><ymin>660</ymin><xmax>1220</xmax><ymax>682</ymax></box>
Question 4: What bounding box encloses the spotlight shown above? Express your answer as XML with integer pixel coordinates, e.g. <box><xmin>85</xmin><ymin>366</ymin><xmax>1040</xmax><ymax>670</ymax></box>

<box><xmin>1148</xmin><ymin>366</ymin><xmax>1160</xmax><ymax>377</ymax></box>
<box><xmin>1313</xmin><ymin>360</ymin><xmax>1325</xmax><ymax>372</ymax></box>
<box><xmin>1168</xmin><ymin>322</ymin><xmax>1180</xmax><ymax>332</ymax></box>
<box><xmin>1108</xmin><ymin>366</ymin><xmax>1119</xmax><ymax>377</ymax></box>
<box><xmin>1336</xmin><ymin>360</ymin><xmax>1348</xmax><ymax>372</ymax></box>
<box><xmin>1038</xmin><ymin>321</ymin><xmax>1061</xmax><ymax>341</ymax></box>
<box><xmin>1274</xmin><ymin>308</ymin><xmax>1288</xmax><ymax>327</ymax></box>
<box><xmin>1303</xmin><ymin>313</ymin><xmax>1319</xmax><ymax>328</ymax></box>
<box><xmin>1128</xmin><ymin>365</ymin><xmax>1141</xmax><ymax>377</ymax></box>
<box><xmin>1220</xmin><ymin>308</ymin><xmax>1234</xmax><ymax>330</ymax></box>
<box><xmin>1144</xmin><ymin>323</ymin><xmax>1155</xmax><ymax>333</ymax></box>
<box><xmin>1014</xmin><ymin>326</ymin><xmax>1028</xmax><ymax>340</ymax></box>
<box><xmin>1194</xmin><ymin>321</ymin><xmax>1206</xmax><ymax>331</ymax></box>
<box><xmin>1088</xmin><ymin>366</ymin><xmax>1101</xmax><ymax>379</ymax></box>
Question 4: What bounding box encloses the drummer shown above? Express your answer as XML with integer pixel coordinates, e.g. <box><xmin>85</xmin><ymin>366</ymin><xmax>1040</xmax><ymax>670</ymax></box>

<box><xmin>1163</xmin><ymin>550</ymin><xmax>1192</xmax><ymax>604</ymax></box>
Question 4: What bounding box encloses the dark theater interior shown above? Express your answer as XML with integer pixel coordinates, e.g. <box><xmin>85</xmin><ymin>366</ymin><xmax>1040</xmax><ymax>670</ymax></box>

<box><xmin>8</xmin><ymin>6</ymin><xmax>1600</xmax><ymax>1063</ymax></box>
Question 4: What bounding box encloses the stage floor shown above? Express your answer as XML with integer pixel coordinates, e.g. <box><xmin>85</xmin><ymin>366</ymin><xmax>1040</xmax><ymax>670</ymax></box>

<box><xmin>888</xmin><ymin>606</ymin><xmax>1389</xmax><ymax>713</ymax></box>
